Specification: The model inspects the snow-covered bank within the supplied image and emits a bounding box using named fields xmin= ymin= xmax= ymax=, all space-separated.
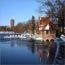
xmin=60 ymin=34 xmax=65 ymax=41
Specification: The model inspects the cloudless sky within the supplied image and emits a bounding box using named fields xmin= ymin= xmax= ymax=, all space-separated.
xmin=0 ymin=0 xmax=45 ymax=26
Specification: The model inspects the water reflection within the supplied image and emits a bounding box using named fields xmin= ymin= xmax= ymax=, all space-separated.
xmin=56 ymin=44 xmax=65 ymax=64
xmin=35 ymin=40 xmax=57 ymax=64
xmin=1 ymin=39 xmax=57 ymax=64
xmin=58 ymin=45 xmax=65 ymax=58
xmin=10 ymin=40 xmax=14 ymax=47
xmin=48 ymin=41 xmax=57 ymax=64
xmin=36 ymin=43 xmax=50 ymax=64
xmin=25 ymin=40 xmax=56 ymax=64
xmin=27 ymin=42 xmax=35 ymax=54
xmin=10 ymin=40 xmax=56 ymax=64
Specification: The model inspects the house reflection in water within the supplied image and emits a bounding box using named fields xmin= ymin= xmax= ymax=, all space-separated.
xmin=35 ymin=41 xmax=56 ymax=64
xmin=9 ymin=40 xmax=56 ymax=64
xmin=39 ymin=46 xmax=49 ymax=61
xmin=36 ymin=43 xmax=50 ymax=63
xmin=48 ymin=41 xmax=57 ymax=64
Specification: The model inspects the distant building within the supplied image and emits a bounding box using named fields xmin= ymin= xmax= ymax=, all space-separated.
xmin=10 ymin=19 xmax=14 ymax=28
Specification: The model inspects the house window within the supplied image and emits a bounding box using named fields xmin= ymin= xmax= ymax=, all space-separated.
xmin=46 ymin=30 xmax=49 ymax=34
xmin=40 ymin=22 xmax=42 ymax=25
xmin=40 ymin=21 xmax=43 ymax=25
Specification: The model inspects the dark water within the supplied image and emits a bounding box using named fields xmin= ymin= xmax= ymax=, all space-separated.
xmin=0 ymin=39 xmax=64 ymax=65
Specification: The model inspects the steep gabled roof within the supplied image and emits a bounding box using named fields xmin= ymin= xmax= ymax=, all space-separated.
xmin=39 ymin=17 xmax=57 ymax=30
xmin=39 ymin=17 xmax=50 ymax=22
xmin=39 ymin=17 xmax=51 ymax=30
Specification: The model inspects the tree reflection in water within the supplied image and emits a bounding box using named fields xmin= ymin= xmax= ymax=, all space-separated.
xmin=57 ymin=45 xmax=65 ymax=58
xmin=9 ymin=39 xmax=57 ymax=64
xmin=10 ymin=40 xmax=14 ymax=47
xmin=27 ymin=40 xmax=35 ymax=54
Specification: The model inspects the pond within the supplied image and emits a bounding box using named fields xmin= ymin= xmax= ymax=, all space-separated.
xmin=0 ymin=39 xmax=62 ymax=65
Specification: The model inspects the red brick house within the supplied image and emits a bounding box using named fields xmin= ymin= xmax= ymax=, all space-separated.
xmin=35 ymin=17 xmax=57 ymax=41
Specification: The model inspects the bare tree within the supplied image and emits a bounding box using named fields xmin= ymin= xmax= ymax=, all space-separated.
xmin=15 ymin=22 xmax=24 ymax=33
xmin=37 ymin=0 xmax=65 ymax=34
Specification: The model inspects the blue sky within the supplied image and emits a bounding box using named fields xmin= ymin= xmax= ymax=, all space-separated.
xmin=0 ymin=0 xmax=45 ymax=26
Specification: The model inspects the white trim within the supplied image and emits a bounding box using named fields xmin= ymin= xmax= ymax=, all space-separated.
xmin=45 ymin=24 xmax=49 ymax=30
